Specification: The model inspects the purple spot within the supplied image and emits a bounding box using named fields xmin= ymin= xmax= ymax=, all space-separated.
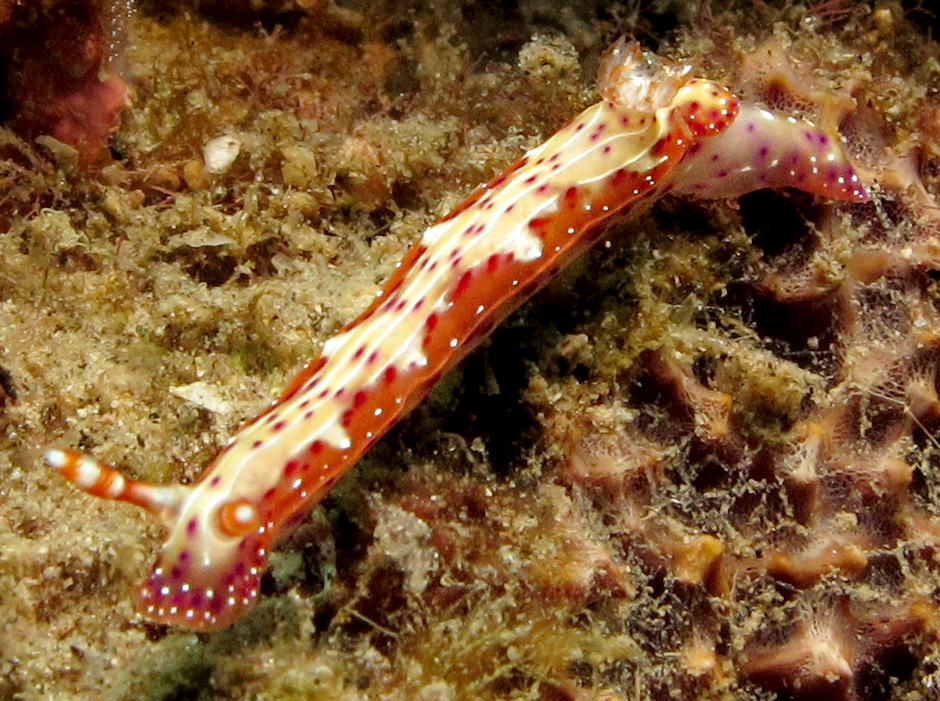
xmin=758 ymin=146 xmax=769 ymax=157
xmin=746 ymin=122 xmax=756 ymax=133
xmin=273 ymin=421 xmax=286 ymax=432
xmin=210 ymin=475 xmax=221 ymax=487
xmin=818 ymin=133 xmax=829 ymax=146
xmin=178 ymin=550 xmax=191 ymax=563
xmin=602 ymin=144 xmax=613 ymax=155
xmin=251 ymin=440 xmax=263 ymax=449
xmin=711 ymin=154 xmax=720 ymax=162
xmin=186 ymin=518 xmax=198 ymax=537
xmin=170 ymin=566 xmax=182 ymax=580
xmin=537 ymin=184 xmax=549 ymax=194
xmin=717 ymin=170 xmax=729 ymax=178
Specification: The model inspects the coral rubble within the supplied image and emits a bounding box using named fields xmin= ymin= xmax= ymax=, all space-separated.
xmin=1 ymin=0 xmax=131 ymax=166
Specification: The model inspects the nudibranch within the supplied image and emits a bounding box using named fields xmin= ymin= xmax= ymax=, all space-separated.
xmin=46 ymin=39 xmax=867 ymax=630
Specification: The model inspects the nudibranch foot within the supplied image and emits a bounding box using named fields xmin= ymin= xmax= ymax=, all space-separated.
xmin=47 ymin=38 xmax=866 ymax=631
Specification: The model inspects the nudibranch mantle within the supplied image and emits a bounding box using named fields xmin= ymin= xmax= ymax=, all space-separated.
xmin=46 ymin=39 xmax=867 ymax=630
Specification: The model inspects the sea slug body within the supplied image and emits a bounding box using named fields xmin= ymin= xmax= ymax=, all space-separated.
xmin=46 ymin=39 xmax=867 ymax=630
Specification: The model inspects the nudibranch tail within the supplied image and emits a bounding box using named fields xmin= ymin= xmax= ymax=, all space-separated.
xmin=671 ymin=104 xmax=868 ymax=202
xmin=47 ymin=38 xmax=868 ymax=631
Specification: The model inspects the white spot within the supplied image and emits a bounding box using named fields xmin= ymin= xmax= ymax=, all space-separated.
xmin=374 ymin=408 xmax=383 ymax=417
xmin=234 ymin=502 xmax=257 ymax=525
xmin=104 ymin=474 xmax=126 ymax=498
xmin=511 ymin=230 xmax=543 ymax=262
xmin=44 ymin=449 xmax=66 ymax=468
xmin=449 ymin=338 xmax=458 ymax=348
xmin=160 ymin=586 xmax=171 ymax=596
xmin=73 ymin=458 xmax=102 ymax=490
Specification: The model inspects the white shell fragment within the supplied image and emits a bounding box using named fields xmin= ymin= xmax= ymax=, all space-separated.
xmin=203 ymin=135 xmax=242 ymax=174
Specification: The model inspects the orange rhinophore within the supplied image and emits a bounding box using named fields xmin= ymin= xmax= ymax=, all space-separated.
xmin=47 ymin=39 xmax=867 ymax=630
